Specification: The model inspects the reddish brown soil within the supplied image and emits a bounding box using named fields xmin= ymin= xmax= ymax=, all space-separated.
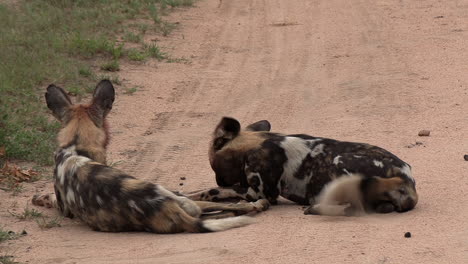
xmin=1 ymin=0 xmax=467 ymax=263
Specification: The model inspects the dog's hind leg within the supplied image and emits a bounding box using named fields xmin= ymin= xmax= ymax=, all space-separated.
xmin=148 ymin=200 xmax=254 ymax=233
xmin=200 ymin=211 xmax=237 ymax=220
xmin=195 ymin=199 xmax=269 ymax=215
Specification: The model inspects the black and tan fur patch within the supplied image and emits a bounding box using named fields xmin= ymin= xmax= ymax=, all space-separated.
xmin=189 ymin=117 xmax=418 ymax=216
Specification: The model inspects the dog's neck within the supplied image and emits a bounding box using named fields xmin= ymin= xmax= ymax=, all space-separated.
xmin=54 ymin=145 xmax=78 ymax=165
xmin=56 ymin=140 xmax=107 ymax=165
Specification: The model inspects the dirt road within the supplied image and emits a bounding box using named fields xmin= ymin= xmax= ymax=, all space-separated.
xmin=1 ymin=0 xmax=467 ymax=263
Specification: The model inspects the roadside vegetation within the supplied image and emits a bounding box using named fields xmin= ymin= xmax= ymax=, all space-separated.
xmin=0 ymin=226 xmax=25 ymax=264
xmin=0 ymin=0 xmax=193 ymax=182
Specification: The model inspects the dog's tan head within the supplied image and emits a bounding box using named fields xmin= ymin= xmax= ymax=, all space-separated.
xmin=364 ymin=176 xmax=418 ymax=213
xmin=209 ymin=117 xmax=271 ymax=187
xmin=45 ymin=80 xmax=115 ymax=164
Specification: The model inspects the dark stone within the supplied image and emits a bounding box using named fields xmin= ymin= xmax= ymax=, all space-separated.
xmin=404 ymin=232 xmax=411 ymax=238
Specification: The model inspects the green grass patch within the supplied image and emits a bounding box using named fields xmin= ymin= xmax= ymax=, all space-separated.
xmin=164 ymin=0 xmax=194 ymax=8
xmin=0 ymin=255 xmax=18 ymax=264
xmin=167 ymin=57 xmax=191 ymax=64
xmin=9 ymin=207 xmax=43 ymax=220
xmin=123 ymin=31 xmax=143 ymax=43
xmin=78 ymin=66 xmax=94 ymax=78
xmin=100 ymin=60 xmax=120 ymax=72
xmin=124 ymin=87 xmax=138 ymax=95
xmin=159 ymin=21 xmax=178 ymax=36
xmin=130 ymin=23 xmax=150 ymax=35
xmin=127 ymin=48 xmax=148 ymax=61
xmin=0 ymin=0 xmax=194 ymax=165
xmin=36 ymin=216 xmax=62 ymax=229
xmin=145 ymin=44 xmax=167 ymax=61
xmin=0 ymin=227 xmax=15 ymax=243
xmin=0 ymin=227 xmax=27 ymax=244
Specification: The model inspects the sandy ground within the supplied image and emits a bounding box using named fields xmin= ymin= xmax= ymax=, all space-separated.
xmin=1 ymin=0 xmax=468 ymax=263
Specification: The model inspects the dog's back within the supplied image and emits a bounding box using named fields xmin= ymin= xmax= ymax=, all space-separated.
xmin=206 ymin=117 xmax=418 ymax=215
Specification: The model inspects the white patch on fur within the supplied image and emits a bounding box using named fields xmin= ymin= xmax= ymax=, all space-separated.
xmin=247 ymin=172 xmax=264 ymax=195
xmin=333 ymin=155 xmax=342 ymax=165
xmin=202 ymin=216 xmax=254 ymax=232
xmin=79 ymin=197 xmax=85 ymax=208
xmin=247 ymin=187 xmax=259 ymax=199
xmin=56 ymin=162 xmax=67 ymax=186
xmin=179 ymin=197 xmax=201 ymax=217
xmin=128 ymin=200 xmax=144 ymax=214
xmin=280 ymin=137 xmax=312 ymax=198
xmin=66 ymin=187 xmax=75 ymax=204
xmin=310 ymin=144 xmax=325 ymax=157
xmin=400 ymin=164 xmax=414 ymax=183
xmin=156 ymin=185 xmax=181 ymax=200
xmin=156 ymin=185 xmax=201 ymax=216
xmin=306 ymin=139 xmax=322 ymax=146
xmin=57 ymin=148 xmax=90 ymax=186
xmin=96 ymin=195 xmax=103 ymax=207
xmin=314 ymin=174 xmax=365 ymax=216
xmin=373 ymin=160 xmax=384 ymax=168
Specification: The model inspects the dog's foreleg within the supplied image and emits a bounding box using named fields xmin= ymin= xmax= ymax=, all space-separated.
xmin=32 ymin=193 xmax=58 ymax=209
xmin=186 ymin=185 xmax=260 ymax=202
xmin=195 ymin=199 xmax=269 ymax=215
xmin=304 ymin=204 xmax=350 ymax=216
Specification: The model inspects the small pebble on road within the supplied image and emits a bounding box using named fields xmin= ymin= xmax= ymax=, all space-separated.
xmin=418 ymin=130 xmax=430 ymax=136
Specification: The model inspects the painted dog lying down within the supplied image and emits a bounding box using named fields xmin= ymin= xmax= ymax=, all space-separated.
xmin=188 ymin=117 xmax=418 ymax=216
xmin=32 ymin=82 xmax=268 ymax=233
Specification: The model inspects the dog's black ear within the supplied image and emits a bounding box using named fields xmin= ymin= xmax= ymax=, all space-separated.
xmin=92 ymin=80 xmax=115 ymax=118
xmin=45 ymin=84 xmax=72 ymax=121
xmin=214 ymin=117 xmax=241 ymax=139
xmin=245 ymin=120 xmax=271 ymax=132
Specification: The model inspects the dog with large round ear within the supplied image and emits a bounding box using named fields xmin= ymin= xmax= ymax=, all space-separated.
xmin=45 ymin=80 xmax=115 ymax=164
xmin=89 ymin=80 xmax=115 ymax=127
xmin=45 ymin=80 xmax=115 ymax=126
xmin=209 ymin=117 xmax=272 ymax=187
xmin=245 ymin=120 xmax=271 ymax=132
xmin=45 ymin=84 xmax=73 ymax=122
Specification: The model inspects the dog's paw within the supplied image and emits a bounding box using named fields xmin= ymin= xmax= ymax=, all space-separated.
xmin=32 ymin=193 xmax=56 ymax=208
xmin=251 ymin=199 xmax=270 ymax=211
xmin=303 ymin=205 xmax=320 ymax=215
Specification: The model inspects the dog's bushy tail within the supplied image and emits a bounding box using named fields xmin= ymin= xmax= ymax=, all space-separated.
xmin=197 ymin=216 xmax=254 ymax=232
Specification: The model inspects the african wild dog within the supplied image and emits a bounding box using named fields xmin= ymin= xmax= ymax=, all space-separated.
xmin=187 ymin=117 xmax=418 ymax=216
xmin=32 ymin=81 xmax=269 ymax=233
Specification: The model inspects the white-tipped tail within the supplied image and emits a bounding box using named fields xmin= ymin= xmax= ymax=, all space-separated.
xmin=201 ymin=216 xmax=255 ymax=232
xmin=313 ymin=173 xmax=366 ymax=216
